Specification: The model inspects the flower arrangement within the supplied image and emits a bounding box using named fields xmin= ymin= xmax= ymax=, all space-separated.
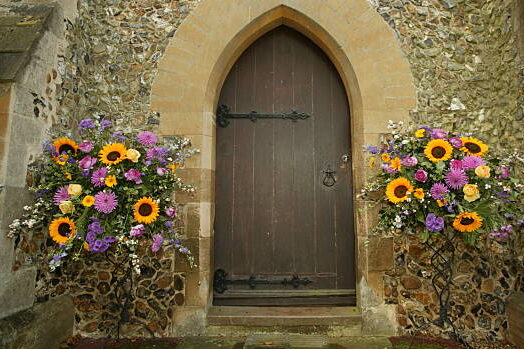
xmin=362 ymin=121 xmax=523 ymax=244
xmin=8 ymin=118 xmax=198 ymax=272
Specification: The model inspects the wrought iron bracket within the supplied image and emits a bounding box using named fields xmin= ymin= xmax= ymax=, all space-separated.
xmin=216 ymin=104 xmax=311 ymax=128
xmin=213 ymin=268 xmax=312 ymax=294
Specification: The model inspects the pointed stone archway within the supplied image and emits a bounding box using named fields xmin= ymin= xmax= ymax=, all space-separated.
xmin=151 ymin=0 xmax=416 ymax=335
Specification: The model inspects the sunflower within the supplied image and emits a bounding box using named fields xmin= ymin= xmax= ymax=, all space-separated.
xmin=53 ymin=138 xmax=79 ymax=155
xmin=386 ymin=177 xmax=414 ymax=204
xmin=134 ymin=197 xmax=160 ymax=224
xmin=49 ymin=217 xmax=76 ymax=244
xmin=460 ymin=137 xmax=488 ymax=157
xmin=424 ymin=139 xmax=453 ymax=162
xmin=99 ymin=143 xmax=127 ymax=165
xmin=453 ymin=212 xmax=483 ymax=232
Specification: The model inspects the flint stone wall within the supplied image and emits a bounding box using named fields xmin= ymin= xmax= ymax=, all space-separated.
xmin=1 ymin=0 xmax=523 ymax=341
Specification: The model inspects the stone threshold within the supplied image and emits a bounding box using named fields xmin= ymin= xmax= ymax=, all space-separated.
xmin=207 ymin=306 xmax=361 ymax=326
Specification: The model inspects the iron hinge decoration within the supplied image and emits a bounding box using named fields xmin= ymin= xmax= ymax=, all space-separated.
xmin=216 ymin=104 xmax=311 ymax=128
xmin=213 ymin=269 xmax=313 ymax=294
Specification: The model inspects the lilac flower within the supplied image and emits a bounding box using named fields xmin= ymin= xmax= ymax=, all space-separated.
xmin=151 ymin=234 xmax=164 ymax=252
xmin=79 ymin=141 xmax=94 ymax=153
xmin=462 ymin=156 xmax=486 ymax=169
xmin=381 ymin=164 xmax=397 ymax=173
xmin=111 ymin=131 xmax=127 ymax=141
xmin=42 ymin=140 xmax=54 ymax=152
xmin=365 ymin=146 xmax=380 ymax=154
xmin=103 ymin=236 xmax=117 ymax=243
xmin=88 ymin=221 xmax=104 ymax=235
xmin=490 ymin=232 xmax=509 ymax=239
xmin=450 ymin=159 xmax=463 ymax=170
xmin=90 ymin=239 xmax=109 ymax=253
xmin=401 ymin=156 xmax=418 ymax=167
xmin=156 ymin=167 xmax=168 ymax=176
xmin=445 ymin=169 xmax=468 ymax=189
xmin=91 ymin=167 xmax=108 ymax=187
xmin=130 ymin=224 xmax=145 ymax=238
xmin=501 ymin=225 xmax=513 ymax=234
xmin=430 ymin=129 xmax=447 ymax=139
xmin=67 ymin=157 xmax=76 ymax=164
xmin=179 ymin=247 xmax=190 ymax=254
xmin=86 ymin=231 xmax=97 ymax=243
xmin=124 ymin=169 xmax=143 ymax=184
xmin=99 ymin=119 xmax=112 ymax=131
xmin=497 ymin=191 xmax=510 ymax=199
xmin=414 ymin=169 xmax=428 ymax=183
xmin=79 ymin=156 xmax=97 ymax=171
xmin=165 ymin=221 xmax=173 ymax=227
xmin=430 ymin=183 xmax=448 ymax=200
xmin=425 ymin=213 xmax=444 ymax=232
xmin=497 ymin=166 xmax=511 ymax=179
xmin=137 ymin=131 xmax=158 ymax=146
xmin=53 ymin=186 xmax=70 ymax=205
xmin=166 ymin=206 xmax=177 ymax=218
xmin=145 ymin=160 xmax=152 ymax=166
xmin=94 ymin=191 xmax=118 ymax=214
xmin=78 ymin=119 xmax=95 ymax=131
xmin=146 ymin=147 xmax=169 ymax=163
xmin=504 ymin=213 xmax=516 ymax=221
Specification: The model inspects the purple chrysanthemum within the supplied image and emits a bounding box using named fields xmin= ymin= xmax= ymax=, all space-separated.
xmin=430 ymin=183 xmax=448 ymax=200
xmin=86 ymin=231 xmax=97 ymax=243
xmin=53 ymin=186 xmax=70 ymax=205
xmin=124 ymin=168 xmax=143 ymax=184
xmin=462 ymin=156 xmax=486 ymax=169
xmin=137 ymin=131 xmax=158 ymax=146
xmin=91 ymin=167 xmax=108 ymax=187
xmin=99 ymin=120 xmax=112 ymax=131
xmin=425 ymin=213 xmax=444 ymax=232
xmin=445 ymin=169 xmax=468 ymax=189
xmin=450 ymin=159 xmax=463 ymax=170
xmin=151 ymin=234 xmax=164 ymax=252
xmin=103 ymin=236 xmax=117 ymax=243
xmin=94 ymin=191 xmax=118 ymax=214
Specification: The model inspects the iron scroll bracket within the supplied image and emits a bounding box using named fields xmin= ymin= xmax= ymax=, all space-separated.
xmin=213 ymin=269 xmax=313 ymax=294
xmin=216 ymin=104 xmax=311 ymax=128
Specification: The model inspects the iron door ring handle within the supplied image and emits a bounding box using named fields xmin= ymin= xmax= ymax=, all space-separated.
xmin=322 ymin=166 xmax=336 ymax=187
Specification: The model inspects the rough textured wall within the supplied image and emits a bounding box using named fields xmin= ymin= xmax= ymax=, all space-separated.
xmin=370 ymin=0 xmax=524 ymax=342
xmin=372 ymin=0 xmax=522 ymax=147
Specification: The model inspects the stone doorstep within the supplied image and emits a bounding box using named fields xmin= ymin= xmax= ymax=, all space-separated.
xmin=207 ymin=306 xmax=362 ymax=327
xmin=244 ymin=334 xmax=328 ymax=349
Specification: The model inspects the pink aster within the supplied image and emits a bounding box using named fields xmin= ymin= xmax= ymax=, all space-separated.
xmin=445 ymin=169 xmax=468 ymax=189
xmin=450 ymin=159 xmax=463 ymax=170
xmin=94 ymin=191 xmax=118 ymax=214
xmin=430 ymin=183 xmax=448 ymax=200
xmin=53 ymin=186 xmax=71 ymax=205
xmin=137 ymin=131 xmax=158 ymax=146
xmin=462 ymin=156 xmax=486 ymax=169
xmin=91 ymin=167 xmax=108 ymax=187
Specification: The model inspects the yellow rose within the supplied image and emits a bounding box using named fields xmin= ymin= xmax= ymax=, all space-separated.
xmin=59 ymin=200 xmax=75 ymax=214
xmin=465 ymin=193 xmax=480 ymax=202
xmin=82 ymin=195 xmax=95 ymax=207
xmin=463 ymin=184 xmax=479 ymax=197
xmin=475 ymin=165 xmax=491 ymax=178
xmin=67 ymin=184 xmax=82 ymax=196
xmin=126 ymin=149 xmax=141 ymax=163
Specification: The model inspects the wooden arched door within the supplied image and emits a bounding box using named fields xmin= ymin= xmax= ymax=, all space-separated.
xmin=214 ymin=26 xmax=355 ymax=306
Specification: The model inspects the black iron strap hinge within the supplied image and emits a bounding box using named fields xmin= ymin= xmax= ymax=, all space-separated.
xmin=216 ymin=104 xmax=312 ymax=128
xmin=213 ymin=269 xmax=312 ymax=294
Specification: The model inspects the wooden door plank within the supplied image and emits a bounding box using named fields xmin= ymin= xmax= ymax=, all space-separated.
xmin=312 ymin=50 xmax=336 ymax=283
xmin=232 ymin=45 xmax=256 ymax=276
xmin=252 ymin=32 xmax=276 ymax=275
xmin=272 ymin=27 xmax=295 ymax=274
xmin=291 ymin=33 xmax=315 ymax=275
xmin=215 ymin=64 xmax=238 ymax=272
xmin=331 ymin=73 xmax=355 ymax=289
